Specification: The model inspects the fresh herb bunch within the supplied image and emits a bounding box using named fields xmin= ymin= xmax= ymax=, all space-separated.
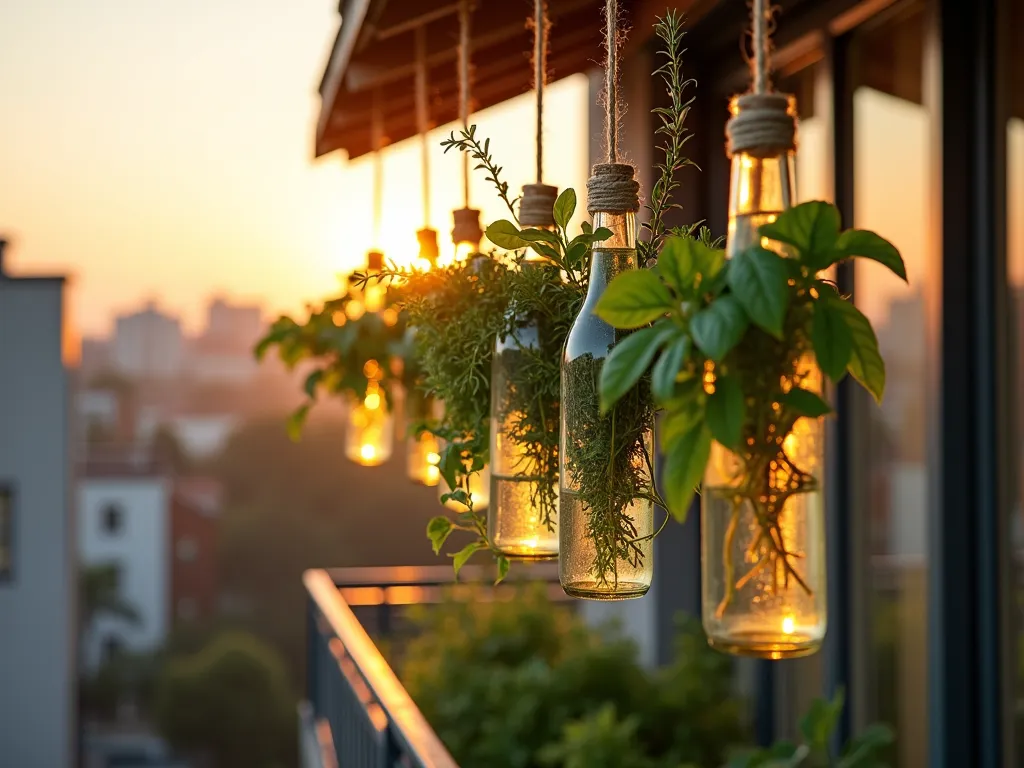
xmin=596 ymin=201 xmax=906 ymax=611
xmin=358 ymin=255 xmax=514 ymax=578
xmin=254 ymin=286 xmax=408 ymax=440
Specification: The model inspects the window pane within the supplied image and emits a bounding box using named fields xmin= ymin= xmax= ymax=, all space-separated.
xmin=851 ymin=3 xmax=931 ymax=765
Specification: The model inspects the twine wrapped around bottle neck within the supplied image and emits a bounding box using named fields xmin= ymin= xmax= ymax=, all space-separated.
xmin=519 ymin=183 xmax=558 ymax=227
xmin=451 ymin=207 xmax=483 ymax=247
xmin=367 ymin=250 xmax=384 ymax=271
xmin=586 ymin=163 xmax=639 ymax=215
xmin=725 ymin=92 xmax=796 ymax=159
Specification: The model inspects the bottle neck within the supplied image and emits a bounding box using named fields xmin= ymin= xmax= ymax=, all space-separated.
xmin=587 ymin=211 xmax=638 ymax=298
xmin=726 ymin=149 xmax=796 ymax=257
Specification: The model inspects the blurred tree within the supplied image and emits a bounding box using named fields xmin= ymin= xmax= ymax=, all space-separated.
xmin=80 ymin=562 xmax=139 ymax=635
xmin=154 ymin=631 xmax=296 ymax=768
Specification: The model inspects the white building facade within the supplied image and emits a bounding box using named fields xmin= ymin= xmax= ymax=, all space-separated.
xmin=0 ymin=242 xmax=76 ymax=767
xmin=77 ymin=470 xmax=171 ymax=671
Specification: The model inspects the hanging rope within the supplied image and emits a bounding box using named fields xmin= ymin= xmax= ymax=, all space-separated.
xmin=371 ymin=90 xmax=384 ymax=247
xmin=519 ymin=0 xmax=558 ymax=228
xmin=534 ymin=0 xmax=547 ymax=183
xmin=586 ymin=0 xmax=638 ymax=215
xmin=416 ymin=25 xmax=431 ymax=227
xmin=604 ymin=0 xmax=619 ymax=164
xmin=458 ymin=0 xmax=471 ymax=209
xmin=725 ymin=0 xmax=795 ymax=159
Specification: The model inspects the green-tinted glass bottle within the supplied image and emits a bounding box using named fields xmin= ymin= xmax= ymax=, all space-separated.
xmin=559 ymin=203 xmax=654 ymax=599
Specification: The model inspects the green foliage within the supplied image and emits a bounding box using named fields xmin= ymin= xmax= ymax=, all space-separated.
xmin=639 ymin=11 xmax=697 ymax=265
xmin=254 ymin=283 xmax=409 ymax=440
xmin=80 ymin=562 xmax=140 ymax=630
xmin=154 ymin=631 xmax=296 ymax=768
xmin=595 ymin=201 xmax=905 ymax=532
xmin=727 ymin=692 xmax=894 ymax=768
xmin=400 ymin=587 xmax=744 ymax=768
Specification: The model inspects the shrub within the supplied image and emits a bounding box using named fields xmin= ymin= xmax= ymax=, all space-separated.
xmin=400 ymin=585 xmax=746 ymax=768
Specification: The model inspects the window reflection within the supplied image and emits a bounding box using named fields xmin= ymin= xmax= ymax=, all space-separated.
xmin=851 ymin=3 xmax=930 ymax=765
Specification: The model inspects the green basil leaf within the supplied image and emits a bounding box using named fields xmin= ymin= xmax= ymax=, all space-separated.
xmin=529 ymin=242 xmax=562 ymax=261
xmin=834 ymin=229 xmax=907 ymax=282
xmin=286 ymin=403 xmax=310 ymax=442
xmin=599 ymin=323 xmax=676 ymax=414
xmin=690 ymin=295 xmax=749 ymax=361
xmin=494 ymin=555 xmax=510 ymax=585
xmin=779 ymin=387 xmax=832 ymax=418
xmin=758 ymin=201 xmax=840 ymax=267
xmin=553 ymin=188 xmax=576 ymax=230
xmin=830 ymin=299 xmax=886 ymax=403
xmin=438 ymin=443 xmax=463 ymax=492
xmin=519 ymin=227 xmax=561 ymax=246
xmin=451 ymin=541 xmax=485 ymax=577
xmin=427 ymin=516 xmax=453 ymax=555
xmin=728 ymin=245 xmax=790 ymax=338
xmin=799 ymin=693 xmax=845 ymax=752
xmin=659 ymin=382 xmax=705 ymax=452
xmin=693 ymin=243 xmax=726 ymax=284
xmin=655 ymin=236 xmax=695 ymax=294
xmin=485 ymin=219 xmax=529 ymax=250
xmin=303 ymin=369 xmax=324 ymax=399
xmin=651 ymin=335 xmax=691 ymax=403
xmin=593 ymin=269 xmax=673 ymax=328
xmin=702 ymin=260 xmax=731 ymax=297
xmin=663 ymin=421 xmax=712 ymax=523
xmin=706 ymin=373 xmax=746 ymax=449
xmin=811 ymin=299 xmax=853 ymax=383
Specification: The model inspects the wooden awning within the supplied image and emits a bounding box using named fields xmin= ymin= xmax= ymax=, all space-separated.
xmin=315 ymin=0 xmax=706 ymax=159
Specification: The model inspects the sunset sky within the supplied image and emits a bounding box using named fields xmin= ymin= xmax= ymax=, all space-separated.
xmin=0 ymin=0 xmax=588 ymax=337
xmin=1 ymin=1 xmax=1019 ymax=339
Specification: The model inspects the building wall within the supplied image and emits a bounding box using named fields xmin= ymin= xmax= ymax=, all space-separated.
xmin=0 ymin=277 xmax=75 ymax=767
xmin=78 ymin=477 xmax=170 ymax=670
xmin=170 ymin=493 xmax=219 ymax=624
xmin=113 ymin=303 xmax=184 ymax=379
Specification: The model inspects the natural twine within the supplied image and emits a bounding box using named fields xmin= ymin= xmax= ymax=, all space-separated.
xmin=371 ymin=91 xmax=384 ymax=246
xmin=417 ymin=228 xmax=440 ymax=266
xmin=585 ymin=0 xmax=638 ymax=215
xmin=587 ymin=163 xmax=639 ymax=214
xmin=519 ymin=183 xmax=558 ymax=227
xmin=533 ymin=0 xmax=548 ymax=184
xmin=415 ymin=25 xmax=431 ymax=226
xmin=458 ymin=0 xmax=472 ymax=209
xmin=726 ymin=0 xmax=797 ymax=158
xmin=452 ymin=207 xmax=483 ymax=247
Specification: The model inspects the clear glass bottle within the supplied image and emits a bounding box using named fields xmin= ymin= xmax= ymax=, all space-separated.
xmin=344 ymin=360 xmax=394 ymax=466
xmin=559 ymin=210 xmax=654 ymax=599
xmin=488 ymin=254 xmax=560 ymax=560
xmin=405 ymin=386 xmax=440 ymax=487
xmin=701 ymin=94 xmax=827 ymax=658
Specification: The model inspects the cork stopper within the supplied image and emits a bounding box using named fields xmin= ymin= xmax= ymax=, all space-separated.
xmin=367 ymin=250 xmax=384 ymax=271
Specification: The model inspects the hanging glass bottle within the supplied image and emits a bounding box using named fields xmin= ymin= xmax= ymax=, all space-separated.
xmin=344 ymin=359 xmax=394 ymax=466
xmin=489 ymin=184 xmax=560 ymax=560
xmin=701 ymin=92 xmax=827 ymax=659
xmin=405 ymin=382 xmax=440 ymax=487
xmin=560 ymin=164 xmax=653 ymax=599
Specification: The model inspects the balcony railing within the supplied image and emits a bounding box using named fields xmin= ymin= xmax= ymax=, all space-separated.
xmin=301 ymin=563 xmax=565 ymax=768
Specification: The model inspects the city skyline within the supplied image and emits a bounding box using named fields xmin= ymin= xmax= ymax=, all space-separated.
xmin=0 ymin=0 xmax=589 ymax=337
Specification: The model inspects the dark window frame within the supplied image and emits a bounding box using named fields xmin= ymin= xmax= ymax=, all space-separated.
xmin=684 ymin=0 xmax=1013 ymax=763
xmin=101 ymin=503 xmax=124 ymax=535
xmin=0 ymin=484 xmax=14 ymax=583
